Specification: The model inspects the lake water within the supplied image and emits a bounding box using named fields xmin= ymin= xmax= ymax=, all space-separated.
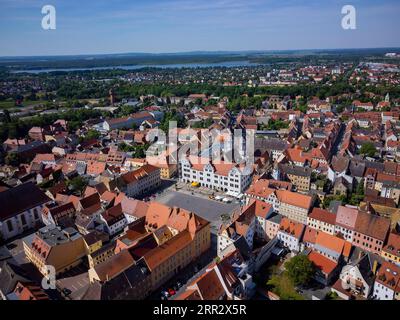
xmin=12 ymin=60 xmax=262 ymax=74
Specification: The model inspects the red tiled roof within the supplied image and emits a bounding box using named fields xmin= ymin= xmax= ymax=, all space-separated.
xmin=309 ymin=208 xmax=336 ymax=225
xmin=308 ymin=250 xmax=338 ymax=275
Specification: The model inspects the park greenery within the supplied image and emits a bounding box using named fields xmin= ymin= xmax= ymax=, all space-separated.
xmin=285 ymin=255 xmax=315 ymax=287
xmin=359 ymin=142 xmax=378 ymax=158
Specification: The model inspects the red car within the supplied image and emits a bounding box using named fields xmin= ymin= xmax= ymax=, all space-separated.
xmin=168 ymin=288 xmax=176 ymax=296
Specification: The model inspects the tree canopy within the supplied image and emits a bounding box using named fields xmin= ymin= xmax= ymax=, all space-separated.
xmin=285 ymin=255 xmax=315 ymax=287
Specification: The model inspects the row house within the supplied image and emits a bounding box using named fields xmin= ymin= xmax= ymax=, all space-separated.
xmin=100 ymin=203 xmax=128 ymax=236
xmin=277 ymin=190 xmax=314 ymax=224
xmin=280 ymin=164 xmax=312 ymax=192
xmin=373 ymin=261 xmax=400 ymax=300
xmin=334 ymin=206 xmax=359 ymax=242
xmin=352 ymin=211 xmax=390 ymax=255
xmin=119 ymin=164 xmax=161 ymax=198
xmin=277 ymin=217 xmax=305 ymax=253
xmin=251 ymin=200 xmax=274 ymax=240
xmin=381 ymin=232 xmax=400 ymax=266
xmin=218 ymin=204 xmax=256 ymax=258
xmin=307 ymin=208 xmax=336 ymax=235
xmin=0 ymin=182 xmax=51 ymax=240
xmin=245 ymin=179 xmax=313 ymax=224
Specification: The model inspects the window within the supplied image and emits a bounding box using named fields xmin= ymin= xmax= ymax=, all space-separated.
xmin=21 ymin=214 xmax=27 ymax=225
xmin=7 ymin=220 xmax=13 ymax=232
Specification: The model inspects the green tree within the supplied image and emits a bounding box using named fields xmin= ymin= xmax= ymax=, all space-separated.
xmin=4 ymin=152 xmax=20 ymax=166
xmin=360 ymin=142 xmax=377 ymax=157
xmin=2 ymin=110 xmax=11 ymax=123
xmin=67 ymin=176 xmax=88 ymax=196
xmin=285 ymin=255 xmax=315 ymax=287
xmin=85 ymin=129 xmax=100 ymax=140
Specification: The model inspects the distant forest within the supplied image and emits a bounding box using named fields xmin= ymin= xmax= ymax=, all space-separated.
xmin=0 ymin=48 xmax=399 ymax=71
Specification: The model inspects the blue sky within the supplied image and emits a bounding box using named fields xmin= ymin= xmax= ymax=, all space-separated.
xmin=0 ymin=0 xmax=399 ymax=56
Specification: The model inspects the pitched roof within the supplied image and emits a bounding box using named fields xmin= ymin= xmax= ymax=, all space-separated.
xmin=354 ymin=211 xmax=390 ymax=241
xmin=375 ymin=261 xmax=400 ymax=290
xmin=335 ymin=206 xmax=359 ymax=230
xmin=244 ymin=199 xmax=273 ymax=219
xmin=308 ymin=250 xmax=338 ymax=275
xmin=120 ymin=164 xmax=159 ymax=184
xmin=315 ymin=232 xmax=352 ymax=257
xmin=79 ymin=193 xmax=101 ymax=210
xmin=276 ymin=190 xmax=313 ymax=210
xmin=121 ymin=197 xmax=149 ymax=219
xmin=143 ymin=230 xmax=192 ymax=270
xmin=309 ymin=208 xmax=336 ymax=225
xmin=382 ymin=233 xmax=400 ymax=259
xmin=195 ymin=269 xmax=226 ymax=300
xmin=93 ymin=250 xmax=135 ymax=282
xmin=303 ymin=227 xmax=320 ymax=245
xmin=279 ymin=217 xmax=305 ymax=239
xmin=0 ymin=182 xmax=50 ymax=222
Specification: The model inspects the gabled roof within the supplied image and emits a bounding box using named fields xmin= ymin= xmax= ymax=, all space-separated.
xmin=244 ymin=199 xmax=273 ymax=219
xmin=354 ymin=211 xmax=390 ymax=241
xmin=335 ymin=206 xmax=359 ymax=230
xmin=309 ymin=208 xmax=336 ymax=225
xmin=375 ymin=261 xmax=400 ymax=290
xmin=279 ymin=217 xmax=305 ymax=239
xmin=276 ymin=190 xmax=313 ymax=210
xmin=195 ymin=269 xmax=226 ymax=300
xmin=93 ymin=250 xmax=135 ymax=282
xmin=0 ymin=182 xmax=51 ymax=222
xmin=382 ymin=232 xmax=400 ymax=258
xmin=315 ymin=232 xmax=352 ymax=257
xmin=308 ymin=250 xmax=338 ymax=275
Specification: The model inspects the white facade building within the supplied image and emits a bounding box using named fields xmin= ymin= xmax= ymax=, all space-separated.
xmin=179 ymin=157 xmax=253 ymax=195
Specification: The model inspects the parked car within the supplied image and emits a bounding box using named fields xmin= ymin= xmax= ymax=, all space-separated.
xmin=168 ymin=288 xmax=176 ymax=296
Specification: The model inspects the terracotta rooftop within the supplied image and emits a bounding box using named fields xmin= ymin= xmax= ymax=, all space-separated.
xmin=382 ymin=233 xmax=400 ymax=258
xmin=143 ymin=230 xmax=192 ymax=271
xmin=308 ymin=250 xmax=338 ymax=275
xmin=195 ymin=269 xmax=226 ymax=300
xmin=279 ymin=217 xmax=305 ymax=239
xmin=354 ymin=211 xmax=390 ymax=241
xmin=315 ymin=232 xmax=352 ymax=257
xmin=276 ymin=189 xmax=313 ymax=210
xmin=335 ymin=206 xmax=359 ymax=230
xmin=94 ymin=250 xmax=135 ymax=282
xmin=309 ymin=208 xmax=336 ymax=225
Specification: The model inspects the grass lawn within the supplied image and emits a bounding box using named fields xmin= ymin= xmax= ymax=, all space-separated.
xmin=267 ymin=272 xmax=304 ymax=300
xmin=0 ymin=100 xmax=16 ymax=109
xmin=265 ymin=263 xmax=304 ymax=300
xmin=0 ymin=100 xmax=48 ymax=109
